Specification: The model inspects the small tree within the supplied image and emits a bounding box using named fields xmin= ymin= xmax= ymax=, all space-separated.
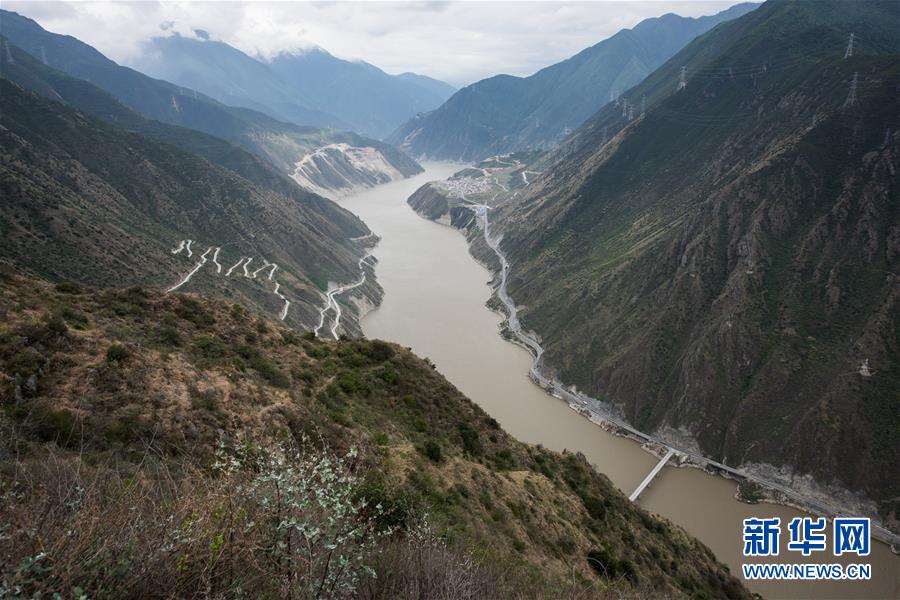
xmin=208 ymin=442 xmax=389 ymax=598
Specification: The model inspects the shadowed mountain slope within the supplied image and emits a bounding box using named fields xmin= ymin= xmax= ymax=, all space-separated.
xmin=0 ymin=80 xmax=380 ymax=331
xmin=387 ymin=3 xmax=757 ymax=161
xmin=492 ymin=0 xmax=899 ymax=525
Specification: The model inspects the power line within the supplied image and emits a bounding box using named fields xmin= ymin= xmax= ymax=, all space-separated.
xmin=844 ymin=32 xmax=854 ymax=59
xmin=844 ymin=72 xmax=858 ymax=108
xmin=2 ymin=40 xmax=14 ymax=65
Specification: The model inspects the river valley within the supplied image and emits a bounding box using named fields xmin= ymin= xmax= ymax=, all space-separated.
xmin=336 ymin=164 xmax=899 ymax=599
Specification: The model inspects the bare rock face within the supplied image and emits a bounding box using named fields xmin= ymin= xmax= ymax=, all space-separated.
xmin=493 ymin=0 xmax=900 ymax=523
xmin=291 ymin=142 xmax=422 ymax=197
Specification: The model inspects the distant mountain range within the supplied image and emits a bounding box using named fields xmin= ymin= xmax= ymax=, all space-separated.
xmin=0 ymin=10 xmax=423 ymax=194
xmin=133 ymin=35 xmax=456 ymax=139
xmin=388 ymin=3 xmax=758 ymax=161
xmin=489 ymin=0 xmax=899 ymax=524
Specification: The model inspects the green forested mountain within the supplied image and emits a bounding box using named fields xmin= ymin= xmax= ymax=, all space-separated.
xmin=135 ymin=36 xmax=455 ymax=139
xmin=492 ymin=0 xmax=899 ymax=524
xmin=0 ymin=10 xmax=422 ymax=193
xmin=387 ymin=3 xmax=757 ymax=161
xmin=0 ymin=79 xmax=380 ymax=330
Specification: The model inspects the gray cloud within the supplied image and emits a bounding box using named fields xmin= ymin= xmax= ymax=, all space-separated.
xmin=4 ymin=1 xmax=737 ymax=87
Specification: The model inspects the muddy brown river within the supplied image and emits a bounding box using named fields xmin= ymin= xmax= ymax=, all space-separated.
xmin=337 ymin=164 xmax=899 ymax=599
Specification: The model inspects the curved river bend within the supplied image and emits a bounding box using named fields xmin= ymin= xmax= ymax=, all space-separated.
xmin=337 ymin=164 xmax=899 ymax=599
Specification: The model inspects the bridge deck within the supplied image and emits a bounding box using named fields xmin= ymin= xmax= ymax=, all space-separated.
xmin=629 ymin=449 xmax=675 ymax=502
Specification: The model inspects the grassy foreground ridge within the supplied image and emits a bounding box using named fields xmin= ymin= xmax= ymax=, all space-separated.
xmin=0 ymin=267 xmax=747 ymax=598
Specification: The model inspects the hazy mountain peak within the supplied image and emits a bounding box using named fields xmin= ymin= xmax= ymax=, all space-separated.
xmin=388 ymin=2 xmax=758 ymax=161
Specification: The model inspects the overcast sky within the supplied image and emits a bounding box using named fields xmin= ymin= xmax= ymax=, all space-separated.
xmin=6 ymin=1 xmax=738 ymax=87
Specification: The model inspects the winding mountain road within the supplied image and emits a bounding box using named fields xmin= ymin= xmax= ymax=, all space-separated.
xmin=314 ymin=249 xmax=374 ymax=339
xmin=167 ymin=241 xmax=291 ymax=321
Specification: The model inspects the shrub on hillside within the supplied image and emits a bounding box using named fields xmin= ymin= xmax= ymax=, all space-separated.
xmin=105 ymin=344 xmax=130 ymax=363
xmin=0 ymin=443 xmax=387 ymax=598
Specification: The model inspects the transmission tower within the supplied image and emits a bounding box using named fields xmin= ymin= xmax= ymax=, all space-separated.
xmin=614 ymin=89 xmax=620 ymax=107
xmin=2 ymin=40 xmax=14 ymax=65
xmin=628 ymin=105 xmax=634 ymax=120
xmin=601 ymin=125 xmax=608 ymax=146
xmin=622 ymin=98 xmax=628 ymax=118
xmin=40 ymin=46 xmax=48 ymax=65
xmin=844 ymin=72 xmax=858 ymax=108
xmin=640 ymin=95 xmax=646 ymax=119
xmin=844 ymin=32 xmax=854 ymax=59
xmin=677 ymin=66 xmax=686 ymax=91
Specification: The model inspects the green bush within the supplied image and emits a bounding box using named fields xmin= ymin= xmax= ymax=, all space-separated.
xmin=54 ymin=281 xmax=83 ymax=294
xmin=106 ymin=344 xmax=130 ymax=363
xmin=192 ymin=336 xmax=229 ymax=361
xmin=45 ymin=316 xmax=67 ymax=337
xmin=175 ymin=297 xmax=215 ymax=328
xmin=363 ymin=340 xmax=395 ymax=362
xmin=458 ymin=423 xmax=482 ymax=457
xmin=336 ymin=370 xmax=367 ymax=395
xmin=377 ymin=368 xmax=399 ymax=385
xmin=157 ymin=325 xmax=182 ymax=347
xmin=57 ymin=305 xmax=88 ymax=329
xmin=237 ymin=346 xmax=291 ymax=388
xmin=422 ymin=440 xmax=443 ymax=463
xmin=586 ymin=546 xmax=636 ymax=582
xmin=32 ymin=407 xmax=79 ymax=447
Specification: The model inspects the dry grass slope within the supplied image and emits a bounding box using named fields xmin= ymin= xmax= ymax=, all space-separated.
xmin=0 ymin=267 xmax=748 ymax=598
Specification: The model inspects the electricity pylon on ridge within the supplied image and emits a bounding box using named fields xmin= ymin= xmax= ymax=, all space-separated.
xmin=628 ymin=105 xmax=634 ymax=120
xmin=844 ymin=72 xmax=858 ymax=108
xmin=3 ymin=40 xmax=14 ymax=65
xmin=640 ymin=95 xmax=646 ymax=120
xmin=601 ymin=125 xmax=608 ymax=146
xmin=677 ymin=66 xmax=687 ymax=91
xmin=844 ymin=32 xmax=854 ymax=59
xmin=622 ymin=98 xmax=628 ymax=118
